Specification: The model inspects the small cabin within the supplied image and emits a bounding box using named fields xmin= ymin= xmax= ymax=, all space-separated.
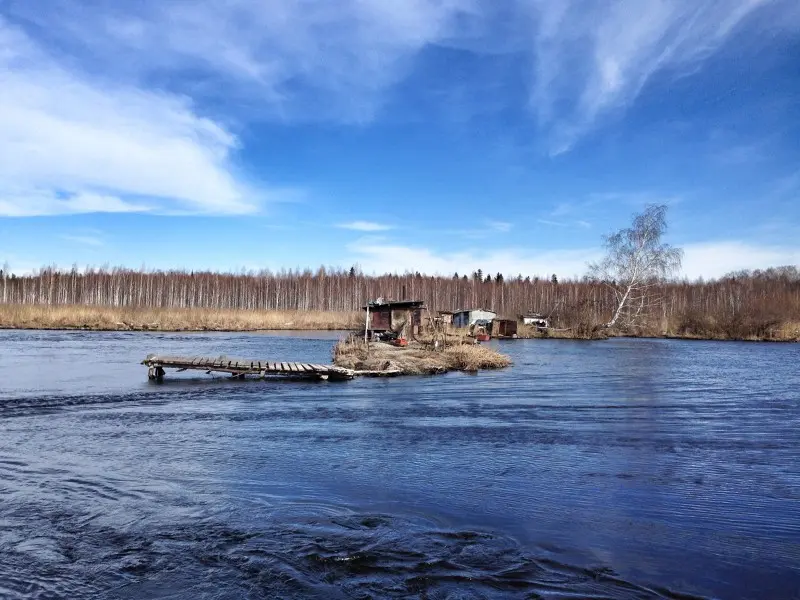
xmin=437 ymin=311 xmax=454 ymax=325
xmin=492 ymin=319 xmax=518 ymax=338
xmin=521 ymin=313 xmax=549 ymax=329
xmin=364 ymin=299 xmax=425 ymax=338
xmin=452 ymin=308 xmax=497 ymax=328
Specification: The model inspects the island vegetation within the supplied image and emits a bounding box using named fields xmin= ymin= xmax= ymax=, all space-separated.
xmin=333 ymin=336 xmax=512 ymax=375
xmin=1 ymin=206 xmax=798 ymax=341
xmin=0 ymin=304 xmax=358 ymax=332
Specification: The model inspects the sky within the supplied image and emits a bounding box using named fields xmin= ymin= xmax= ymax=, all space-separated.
xmin=1 ymin=0 xmax=799 ymax=280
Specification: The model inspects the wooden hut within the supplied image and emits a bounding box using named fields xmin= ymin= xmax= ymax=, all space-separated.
xmin=363 ymin=299 xmax=425 ymax=339
xmin=492 ymin=319 xmax=518 ymax=339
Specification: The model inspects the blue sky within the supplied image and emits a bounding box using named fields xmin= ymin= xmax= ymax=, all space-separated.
xmin=1 ymin=0 xmax=799 ymax=279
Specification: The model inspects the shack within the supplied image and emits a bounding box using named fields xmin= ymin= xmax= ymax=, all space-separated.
xmin=452 ymin=308 xmax=497 ymax=328
xmin=364 ymin=299 xmax=425 ymax=339
xmin=437 ymin=311 xmax=454 ymax=326
xmin=521 ymin=313 xmax=549 ymax=329
xmin=492 ymin=319 xmax=518 ymax=339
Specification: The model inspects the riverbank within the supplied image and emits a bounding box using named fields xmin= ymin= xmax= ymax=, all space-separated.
xmin=1 ymin=304 xmax=797 ymax=341
xmin=514 ymin=323 xmax=800 ymax=342
xmin=333 ymin=337 xmax=511 ymax=375
xmin=0 ymin=304 xmax=359 ymax=331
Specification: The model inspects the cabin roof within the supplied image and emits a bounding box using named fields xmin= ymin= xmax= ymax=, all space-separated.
xmin=362 ymin=299 xmax=425 ymax=311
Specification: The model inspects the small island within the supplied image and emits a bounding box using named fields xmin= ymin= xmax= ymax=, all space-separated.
xmin=333 ymin=336 xmax=511 ymax=376
xmin=331 ymin=299 xmax=511 ymax=376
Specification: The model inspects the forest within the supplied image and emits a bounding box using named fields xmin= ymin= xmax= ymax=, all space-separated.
xmin=1 ymin=265 xmax=799 ymax=340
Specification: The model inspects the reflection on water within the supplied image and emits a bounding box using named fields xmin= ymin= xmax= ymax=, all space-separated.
xmin=0 ymin=331 xmax=798 ymax=599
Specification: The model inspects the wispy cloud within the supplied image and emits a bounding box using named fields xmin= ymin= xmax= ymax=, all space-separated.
xmin=539 ymin=190 xmax=681 ymax=231
xmin=337 ymin=221 xmax=394 ymax=232
xmin=537 ymin=218 xmax=592 ymax=229
xmin=348 ymin=238 xmax=599 ymax=278
xmin=2 ymin=0 xmax=792 ymax=161
xmin=61 ymin=234 xmax=104 ymax=247
xmin=0 ymin=191 xmax=150 ymax=217
xmin=0 ymin=16 xmax=263 ymax=217
xmin=488 ymin=221 xmax=513 ymax=233
xmin=4 ymin=0 xmax=477 ymax=124
xmin=587 ymin=191 xmax=682 ymax=207
xmin=681 ymin=241 xmax=800 ymax=279
xmin=526 ymin=0 xmax=778 ymax=153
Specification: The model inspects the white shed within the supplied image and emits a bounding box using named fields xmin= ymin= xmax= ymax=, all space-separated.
xmin=521 ymin=313 xmax=549 ymax=328
xmin=452 ymin=309 xmax=497 ymax=328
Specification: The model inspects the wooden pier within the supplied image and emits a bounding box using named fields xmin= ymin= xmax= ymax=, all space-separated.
xmin=142 ymin=354 xmax=355 ymax=382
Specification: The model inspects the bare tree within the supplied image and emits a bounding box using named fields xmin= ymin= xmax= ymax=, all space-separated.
xmin=589 ymin=204 xmax=682 ymax=328
xmin=5 ymin=248 xmax=799 ymax=340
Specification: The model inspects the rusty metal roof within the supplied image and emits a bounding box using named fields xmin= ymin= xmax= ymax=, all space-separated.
xmin=362 ymin=299 xmax=425 ymax=311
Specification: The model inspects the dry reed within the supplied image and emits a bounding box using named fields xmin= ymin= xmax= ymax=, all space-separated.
xmin=0 ymin=304 xmax=360 ymax=332
xmin=333 ymin=337 xmax=511 ymax=374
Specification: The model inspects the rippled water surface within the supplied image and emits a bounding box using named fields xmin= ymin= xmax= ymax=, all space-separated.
xmin=1 ymin=330 xmax=798 ymax=599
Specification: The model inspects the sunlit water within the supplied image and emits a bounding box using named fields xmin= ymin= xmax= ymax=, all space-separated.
xmin=1 ymin=330 xmax=798 ymax=599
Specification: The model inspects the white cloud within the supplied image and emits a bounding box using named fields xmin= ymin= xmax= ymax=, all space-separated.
xmin=61 ymin=234 xmax=104 ymax=247
xmin=348 ymin=239 xmax=599 ymax=278
xmin=0 ymin=17 xmax=260 ymax=217
xmin=4 ymin=0 xmax=477 ymax=123
xmin=681 ymin=241 xmax=800 ymax=280
xmin=348 ymin=238 xmax=800 ymax=281
xmin=488 ymin=220 xmax=513 ymax=233
xmin=337 ymin=221 xmax=394 ymax=232
xmin=537 ymin=218 xmax=592 ymax=229
xmin=526 ymin=0 xmax=777 ymax=153
xmin=3 ymin=0 xmax=792 ymax=156
xmin=0 ymin=191 xmax=150 ymax=217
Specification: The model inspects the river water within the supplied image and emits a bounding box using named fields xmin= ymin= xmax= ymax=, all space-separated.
xmin=0 ymin=330 xmax=798 ymax=600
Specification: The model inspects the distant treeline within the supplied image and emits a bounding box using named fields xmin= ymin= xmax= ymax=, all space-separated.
xmin=1 ymin=266 xmax=799 ymax=339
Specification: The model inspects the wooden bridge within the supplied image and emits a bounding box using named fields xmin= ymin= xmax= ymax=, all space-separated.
xmin=142 ymin=354 xmax=356 ymax=382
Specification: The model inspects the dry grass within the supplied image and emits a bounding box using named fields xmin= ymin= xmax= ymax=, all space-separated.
xmin=774 ymin=321 xmax=800 ymax=341
xmin=515 ymin=324 xmax=609 ymax=340
xmin=0 ymin=304 xmax=360 ymax=331
xmin=660 ymin=314 xmax=800 ymax=342
xmin=333 ymin=337 xmax=511 ymax=375
xmin=517 ymin=319 xmax=800 ymax=342
xmin=441 ymin=344 xmax=512 ymax=371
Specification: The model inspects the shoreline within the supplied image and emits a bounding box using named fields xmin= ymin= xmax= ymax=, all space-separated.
xmin=0 ymin=304 xmax=796 ymax=342
xmin=2 ymin=324 xmax=796 ymax=343
xmin=515 ymin=329 xmax=799 ymax=343
xmin=2 ymin=323 xmax=795 ymax=342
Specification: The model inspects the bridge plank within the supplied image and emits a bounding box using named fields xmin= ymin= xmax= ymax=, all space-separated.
xmin=144 ymin=355 xmax=351 ymax=380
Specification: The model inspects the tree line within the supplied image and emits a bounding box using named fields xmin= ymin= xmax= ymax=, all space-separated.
xmin=2 ymin=206 xmax=797 ymax=338
xmin=2 ymin=264 xmax=798 ymax=337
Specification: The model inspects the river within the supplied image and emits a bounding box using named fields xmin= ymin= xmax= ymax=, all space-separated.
xmin=0 ymin=330 xmax=798 ymax=599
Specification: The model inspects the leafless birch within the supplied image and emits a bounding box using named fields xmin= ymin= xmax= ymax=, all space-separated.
xmin=589 ymin=205 xmax=682 ymax=328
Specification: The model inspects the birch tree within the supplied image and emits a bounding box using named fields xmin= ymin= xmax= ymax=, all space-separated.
xmin=589 ymin=204 xmax=682 ymax=328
